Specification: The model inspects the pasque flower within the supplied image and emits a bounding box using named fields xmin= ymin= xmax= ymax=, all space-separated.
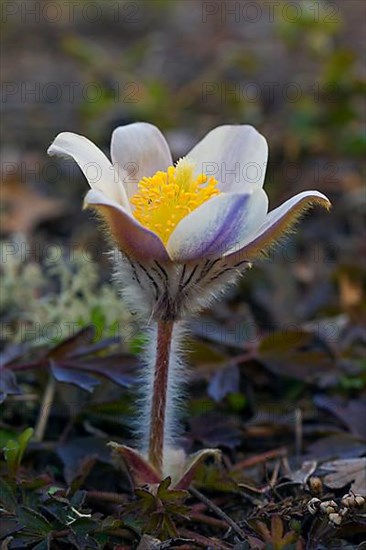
xmin=48 ymin=123 xmax=330 ymax=486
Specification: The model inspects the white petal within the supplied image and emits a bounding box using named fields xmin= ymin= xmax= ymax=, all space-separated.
xmin=48 ymin=132 xmax=129 ymax=209
xmin=84 ymin=189 xmax=169 ymax=262
xmin=187 ymin=125 xmax=268 ymax=193
xmin=167 ymin=189 xmax=268 ymax=262
xmin=111 ymin=122 xmax=173 ymax=199
xmin=224 ymin=190 xmax=331 ymax=262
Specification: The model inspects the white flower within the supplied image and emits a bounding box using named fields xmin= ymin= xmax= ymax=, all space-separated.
xmin=48 ymin=123 xmax=331 ymax=483
xmin=48 ymin=123 xmax=330 ymax=320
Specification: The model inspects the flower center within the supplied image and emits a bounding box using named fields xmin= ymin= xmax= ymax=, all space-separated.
xmin=130 ymin=158 xmax=220 ymax=245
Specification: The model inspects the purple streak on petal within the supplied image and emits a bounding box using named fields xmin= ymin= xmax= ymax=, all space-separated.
xmin=167 ymin=193 xmax=254 ymax=261
xmin=224 ymin=190 xmax=331 ymax=263
xmin=199 ymin=195 xmax=252 ymax=257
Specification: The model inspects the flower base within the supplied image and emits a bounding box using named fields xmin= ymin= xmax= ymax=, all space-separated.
xmin=108 ymin=442 xmax=221 ymax=489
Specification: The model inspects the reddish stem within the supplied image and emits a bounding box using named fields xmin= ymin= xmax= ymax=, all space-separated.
xmin=148 ymin=321 xmax=174 ymax=475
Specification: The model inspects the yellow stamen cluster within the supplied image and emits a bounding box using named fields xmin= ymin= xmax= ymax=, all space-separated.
xmin=131 ymin=158 xmax=220 ymax=245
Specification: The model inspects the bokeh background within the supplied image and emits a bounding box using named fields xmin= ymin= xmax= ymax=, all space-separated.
xmin=1 ymin=0 xmax=365 ymax=342
xmin=1 ymin=1 xmax=366 ymax=546
xmin=1 ymin=0 xmax=366 ymax=507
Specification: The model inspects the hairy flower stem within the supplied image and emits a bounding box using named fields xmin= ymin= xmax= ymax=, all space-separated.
xmin=148 ymin=320 xmax=174 ymax=475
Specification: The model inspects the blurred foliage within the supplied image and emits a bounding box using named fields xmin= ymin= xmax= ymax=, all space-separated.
xmin=57 ymin=0 xmax=364 ymax=158
xmin=3 ymin=427 xmax=34 ymax=478
xmin=0 ymin=245 xmax=132 ymax=346
xmin=1 ymin=0 xmax=366 ymax=547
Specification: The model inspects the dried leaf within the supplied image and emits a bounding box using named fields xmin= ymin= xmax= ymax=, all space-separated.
xmin=188 ymin=412 xmax=241 ymax=449
xmin=283 ymin=460 xmax=318 ymax=485
xmin=258 ymin=330 xmax=337 ymax=386
xmin=323 ymin=458 xmax=366 ymax=495
xmin=315 ymin=395 xmax=366 ymax=438
xmin=306 ymin=434 xmax=366 ymax=460
xmin=191 ymin=317 xmax=253 ymax=350
xmin=1 ymin=177 xmax=64 ymax=237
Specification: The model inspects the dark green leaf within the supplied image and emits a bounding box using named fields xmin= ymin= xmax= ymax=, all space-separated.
xmin=17 ymin=506 xmax=52 ymax=536
xmin=3 ymin=427 xmax=33 ymax=477
xmin=0 ymin=477 xmax=17 ymax=513
xmin=32 ymin=539 xmax=51 ymax=550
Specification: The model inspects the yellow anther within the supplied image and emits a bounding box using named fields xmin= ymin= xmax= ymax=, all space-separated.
xmin=130 ymin=158 xmax=220 ymax=245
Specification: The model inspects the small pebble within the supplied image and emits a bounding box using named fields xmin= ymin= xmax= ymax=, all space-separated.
xmin=320 ymin=500 xmax=338 ymax=514
xmin=341 ymin=493 xmax=365 ymax=508
xmin=328 ymin=512 xmax=342 ymax=526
